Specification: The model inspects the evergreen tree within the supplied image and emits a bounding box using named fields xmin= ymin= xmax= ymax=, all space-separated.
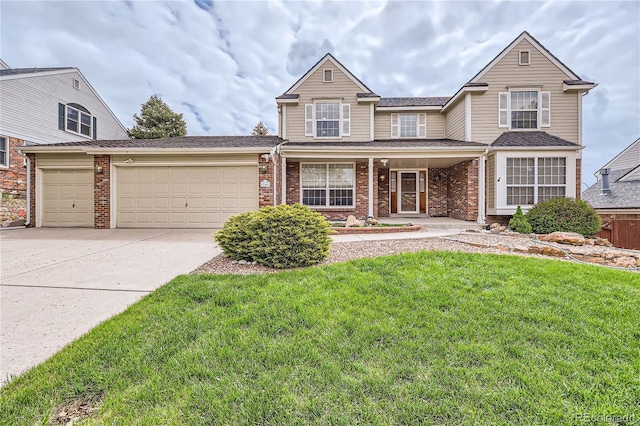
xmin=128 ymin=95 xmax=187 ymax=139
xmin=251 ymin=121 xmax=270 ymax=136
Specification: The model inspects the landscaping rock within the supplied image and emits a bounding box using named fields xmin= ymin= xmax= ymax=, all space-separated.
xmin=540 ymin=246 xmax=565 ymax=257
xmin=614 ymin=256 xmax=637 ymax=268
xmin=489 ymin=223 xmax=506 ymax=233
xmin=345 ymin=215 xmax=364 ymax=227
xmin=540 ymin=232 xmax=585 ymax=246
xmin=593 ymin=237 xmax=613 ymax=247
xmin=366 ymin=217 xmax=378 ymax=226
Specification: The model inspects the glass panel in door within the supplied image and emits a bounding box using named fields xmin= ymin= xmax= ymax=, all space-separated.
xmin=399 ymin=172 xmax=418 ymax=213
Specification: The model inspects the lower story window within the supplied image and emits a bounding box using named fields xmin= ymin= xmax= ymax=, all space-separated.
xmin=506 ymin=157 xmax=566 ymax=205
xmin=301 ymin=163 xmax=354 ymax=207
xmin=0 ymin=136 xmax=7 ymax=167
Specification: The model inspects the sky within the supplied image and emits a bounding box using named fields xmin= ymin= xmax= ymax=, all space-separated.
xmin=1 ymin=0 xmax=638 ymax=186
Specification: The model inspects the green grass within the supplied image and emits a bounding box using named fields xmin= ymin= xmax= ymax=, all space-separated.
xmin=1 ymin=252 xmax=638 ymax=425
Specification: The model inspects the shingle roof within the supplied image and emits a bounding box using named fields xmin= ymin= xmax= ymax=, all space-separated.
xmin=582 ymin=168 xmax=640 ymax=209
xmin=0 ymin=67 xmax=75 ymax=77
xmin=563 ymin=79 xmax=595 ymax=85
xmin=39 ymin=136 xmax=283 ymax=148
xmin=378 ymin=97 xmax=451 ymax=107
xmin=284 ymin=139 xmax=486 ymax=148
xmin=357 ymin=92 xmax=380 ymax=98
xmin=491 ymin=131 xmax=578 ymax=147
xmin=463 ymin=82 xmax=489 ymax=87
xmin=275 ymin=94 xmax=299 ymax=100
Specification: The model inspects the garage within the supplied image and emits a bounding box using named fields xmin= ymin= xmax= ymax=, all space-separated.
xmin=116 ymin=165 xmax=258 ymax=228
xmin=42 ymin=169 xmax=94 ymax=227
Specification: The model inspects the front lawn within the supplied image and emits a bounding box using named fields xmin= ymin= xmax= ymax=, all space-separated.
xmin=1 ymin=252 xmax=638 ymax=424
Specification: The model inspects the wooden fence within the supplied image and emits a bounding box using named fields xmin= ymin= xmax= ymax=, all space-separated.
xmin=597 ymin=219 xmax=640 ymax=250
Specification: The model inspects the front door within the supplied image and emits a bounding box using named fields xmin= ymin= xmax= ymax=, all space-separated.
xmin=398 ymin=171 xmax=419 ymax=213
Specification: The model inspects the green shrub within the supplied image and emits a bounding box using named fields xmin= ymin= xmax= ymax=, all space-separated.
xmin=525 ymin=197 xmax=601 ymax=237
xmin=508 ymin=206 xmax=532 ymax=234
xmin=215 ymin=204 xmax=331 ymax=269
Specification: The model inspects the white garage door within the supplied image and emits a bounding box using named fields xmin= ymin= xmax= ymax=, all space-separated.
xmin=116 ymin=166 xmax=258 ymax=228
xmin=42 ymin=169 xmax=94 ymax=227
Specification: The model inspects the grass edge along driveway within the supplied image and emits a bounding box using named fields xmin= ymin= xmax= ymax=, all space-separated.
xmin=1 ymin=251 xmax=638 ymax=425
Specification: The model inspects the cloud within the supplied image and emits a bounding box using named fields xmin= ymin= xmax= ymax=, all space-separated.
xmin=0 ymin=0 xmax=638 ymax=184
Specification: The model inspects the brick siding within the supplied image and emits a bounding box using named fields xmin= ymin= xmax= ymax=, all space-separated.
xmin=0 ymin=137 xmax=28 ymax=194
xmin=258 ymin=153 xmax=276 ymax=208
xmin=575 ymin=158 xmax=581 ymax=200
xmin=428 ymin=168 xmax=448 ymax=216
xmin=447 ymin=159 xmax=478 ymax=221
xmin=377 ymin=167 xmax=390 ymax=217
xmin=94 ymin=155 xmax=110 ymax=229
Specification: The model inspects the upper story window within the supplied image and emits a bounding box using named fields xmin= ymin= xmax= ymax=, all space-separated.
xmin=499 ymin=90 xmax=550 ymax=130
xmin=323 ymin=69 xmax=333 ymax=83
xmin=305 ymin=102 xmax=350 ymax=139
xmin=59 ymin=103 xmax=95 ymax=139
xmin=391 ymin=113 xmax=426 ymax=138
xmin=518 ymin=50 xmax=530 ymax=65
xmin=0 ymin=136 xmax=7 ymax=168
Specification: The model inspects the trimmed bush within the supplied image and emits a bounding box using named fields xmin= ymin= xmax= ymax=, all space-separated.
xmin=525 ymin=197 xmax=601 ymax=237
xmin=215 ymin=204 xmax=331 ymax=269
xmin=508 ymin=206 xmax=532 ymax=234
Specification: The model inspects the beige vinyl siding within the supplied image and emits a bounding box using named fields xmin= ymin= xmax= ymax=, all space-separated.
xmin=374 ymin=111 xmax=444 ymax=140
xmin=445 ymin=99 xmax=466 ymax=141
xmin=0 ymin=71 xmax=128 ymax=144
xmin=487 ymin=153 xmax=495 ymax=209
xmin=603 ymin=140 xmax=640 ymax=171
xmin=470 ymin=39 xmax=579 ymax=145
xmin=285 ymin=63 xmax=370 ymax=141
xmin=37 ymin=153 xmax=93 ymax=168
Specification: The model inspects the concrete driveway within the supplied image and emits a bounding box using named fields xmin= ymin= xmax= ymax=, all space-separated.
xmin=0 ymin=228 xmax=220 ymax=386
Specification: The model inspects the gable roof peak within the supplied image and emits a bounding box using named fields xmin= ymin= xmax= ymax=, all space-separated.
xmin=281 ymin=52 xmax=374 ymax=96
xmin=469 ymin=30 xmax=581 ymax=83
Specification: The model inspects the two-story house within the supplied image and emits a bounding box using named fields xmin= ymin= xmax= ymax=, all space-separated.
xmin=20 ymin=31 xmax=596 ymax=229
xmin=0 ymin=61 xmax=128 ymax=195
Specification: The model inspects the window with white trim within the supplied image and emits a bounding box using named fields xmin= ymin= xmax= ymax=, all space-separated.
xmin=301 ymin=163 xmax=354 ymax=207
xmin=519 ymin=50 xmax=530 ymax=65
xmin=66 ymin=105 xmax=92 ymax=137
xmin=506 ymin=157 xmax=566 ymax=205
xmin=305 ymin=102 xmax=350 ymax=138
xmin=323 ymin=69 xmax=333 ymax=83
xmin=391 ymin=113 xmax=426 ymax=138
xmin=0 ymin=137 xmax=7 ymax=167
xmin=499 ymin=90 xmax=550 ymax=130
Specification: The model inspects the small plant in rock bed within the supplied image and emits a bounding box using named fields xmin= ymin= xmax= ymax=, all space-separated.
xmin=525 ymin=197 xmax=601 ymax=237
xmin=508 ymin=206 xmax=532 ymax=234
xmin=215 ymin=204 xmax=331 ymax=269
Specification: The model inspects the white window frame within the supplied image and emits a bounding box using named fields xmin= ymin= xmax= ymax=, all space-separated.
xmin=0 ymin=136 xmax=8 ymax=168
xmin=65 ymin=105 xmax=93 ymax=138
xmin=323 ymin=69 xmax=333 ymax=83
xmin=300 ymin=162 xmax=355 ymax=208
xmin=505 ymin=156 xmax=566 ymax=206
xmin=391 ymin=113 xmax=426 ymax=139
xmin=73 ymin=78 xmax=80 ymax=89
xmin=518 ymin=50 xmax=530 ymax=66
xmin=305 ymin=101 xmax=350 ymax=139
xmin=500 ymin=90 xmax=551 ymax=131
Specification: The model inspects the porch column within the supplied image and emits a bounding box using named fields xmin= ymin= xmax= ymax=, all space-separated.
xmin=477 ymin=151 xmax=487 ymax=223
xmin=368 ymin=157 xmax=374 ymax=217
xmin=281 ymin=156 xmax=287 ymax=204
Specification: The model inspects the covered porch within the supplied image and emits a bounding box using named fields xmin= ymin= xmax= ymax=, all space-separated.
xmin=278 ymin=141 xmax=489 ymax=224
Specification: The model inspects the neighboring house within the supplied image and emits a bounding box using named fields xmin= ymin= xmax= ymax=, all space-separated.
xmin=0 ymin=61 xmax=128 ymax=194
xmin=20 ymin=31 xmax=596 ymax=229
xmin=582 ymin=138 xmax=640 ymax=249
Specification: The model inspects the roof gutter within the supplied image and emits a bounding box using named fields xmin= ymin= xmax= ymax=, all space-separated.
xmin=19 ymin=146 xmax=278 ymax=155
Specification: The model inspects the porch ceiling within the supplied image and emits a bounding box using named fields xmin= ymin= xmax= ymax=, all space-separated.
xmin=284 ymin=157 xmax=477 ymax=169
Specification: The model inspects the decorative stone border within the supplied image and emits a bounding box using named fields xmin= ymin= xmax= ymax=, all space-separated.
xmin=330 ymin=224 xmax=422 ymax=234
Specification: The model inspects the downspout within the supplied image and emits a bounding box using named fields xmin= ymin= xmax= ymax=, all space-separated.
xmin=17 ymin=149 xmax=31 ymax=226
xmin=477 ymin=148 xmax=489 ymax=224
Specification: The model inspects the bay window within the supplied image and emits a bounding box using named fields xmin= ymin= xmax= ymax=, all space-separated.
xmin=506 ymin=157 xmax=566 ymax=205
xmin=301 ymin=163 xmax=354 ymax=207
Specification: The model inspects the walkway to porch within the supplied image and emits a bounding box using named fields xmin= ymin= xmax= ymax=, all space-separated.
xmin=381 ymin=216 xmax=486 ymax=231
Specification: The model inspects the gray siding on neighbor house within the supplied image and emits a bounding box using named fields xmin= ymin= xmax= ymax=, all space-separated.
xmin=470 ymin=38 xmax=580 ymax=145
xmin=602 ymin=139 xmax=640 ymax=172
xmin=285 ymin=62 xmax=371 ymax=142
xmin=0 ymin=70 xmax=128 ymax=144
